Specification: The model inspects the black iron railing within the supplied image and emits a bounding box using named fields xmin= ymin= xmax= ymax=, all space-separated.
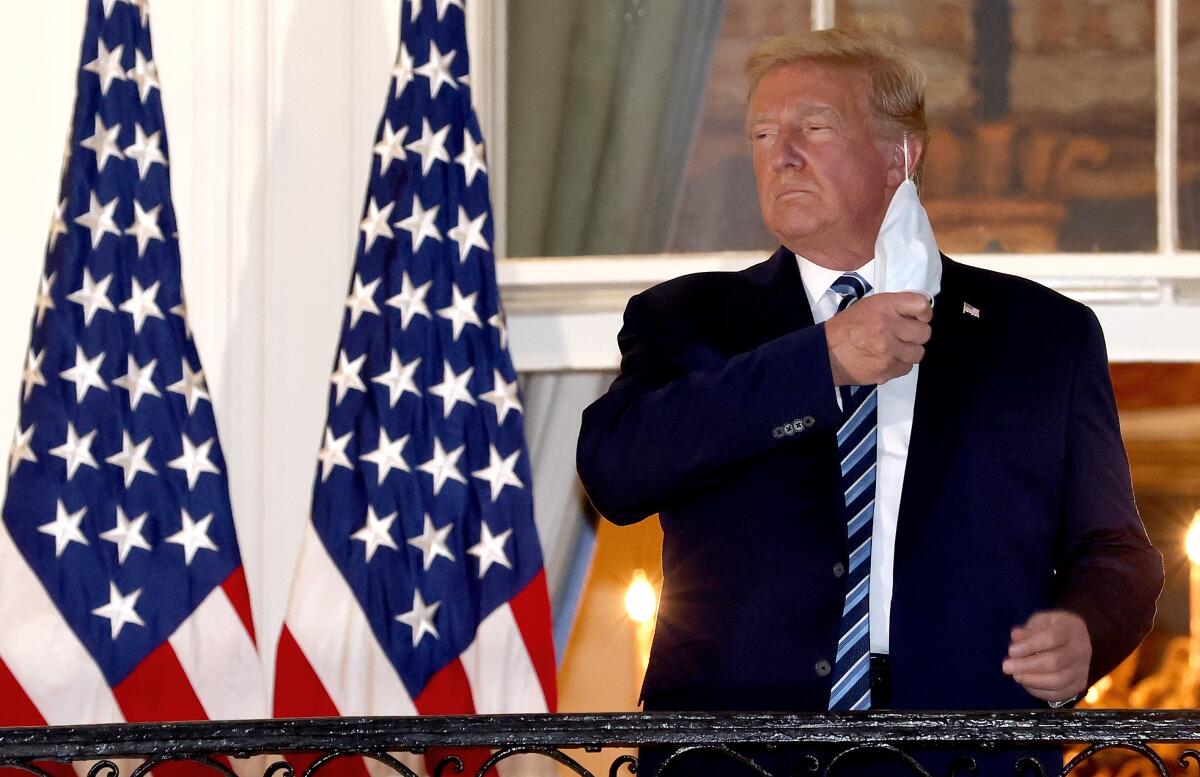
xmin=3 ymin=711 xmax=1200 ymax=776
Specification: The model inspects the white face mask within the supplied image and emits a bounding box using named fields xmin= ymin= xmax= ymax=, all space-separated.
xmin=874 ymin=135 xmax=941 ymax=305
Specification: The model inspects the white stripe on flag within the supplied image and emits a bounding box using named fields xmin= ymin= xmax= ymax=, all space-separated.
xmin=284 ymin=523 xmax=419 ymax=716
xmin=169 ymin=583 xmax=267 ymax=720
xmin=0 ymin=520 xmax=124 ymax=725
xmin=460 ymin=602 xmax=549 ymax=713
xmin=459 ymin=604 xmax=553 ymax=777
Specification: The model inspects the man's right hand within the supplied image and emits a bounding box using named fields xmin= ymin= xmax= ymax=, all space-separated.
xmin=825 ymin=292 xmax=933 ymax=386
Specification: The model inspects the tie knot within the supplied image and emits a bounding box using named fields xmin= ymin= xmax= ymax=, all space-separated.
xmin=831 ymin=273 xmax=871 ymax=308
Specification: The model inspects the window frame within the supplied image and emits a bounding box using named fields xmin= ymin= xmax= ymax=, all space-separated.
xmin=476 ymin=0 xmax=1200 ymax=369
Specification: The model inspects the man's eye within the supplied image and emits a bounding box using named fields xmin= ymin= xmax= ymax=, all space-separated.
xmin=807 ymin=125 xmax=829 ymax=132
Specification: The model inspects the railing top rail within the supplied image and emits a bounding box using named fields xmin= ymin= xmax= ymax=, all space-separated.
xmin=3 ymin=711 xmax=1200 ymax=760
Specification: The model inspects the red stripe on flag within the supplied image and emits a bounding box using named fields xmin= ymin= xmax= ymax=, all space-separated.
xmin=273 ymin=627 xmax=369 ymax=777
xmin=220 ymin=566 xmax=257 ymax=645
xmin=113 ymin=641 xmax=207 ymax=722
xmin=509 ymin=570 xmax=558 ymax=711
xmin=113 ymin=643 xmax=221 ymax=777
xmin=415 ymin=659 xmax=488 ymax=776
xmin=0 ymin=655 xmax=48 ymax=726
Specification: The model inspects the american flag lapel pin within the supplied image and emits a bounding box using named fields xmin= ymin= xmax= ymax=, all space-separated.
xmin=962 ymin=302 xmax=981 ymax=318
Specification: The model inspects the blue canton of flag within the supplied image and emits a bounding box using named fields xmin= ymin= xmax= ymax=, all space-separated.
xmin=275 ymin=0 xmax=556 ymax=755
xmin=1 ymin=0 xmax=264 ymax=724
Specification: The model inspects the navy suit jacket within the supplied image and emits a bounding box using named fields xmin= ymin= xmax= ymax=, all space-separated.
xmin=577 ymin=248 xmax=1163 ymax=715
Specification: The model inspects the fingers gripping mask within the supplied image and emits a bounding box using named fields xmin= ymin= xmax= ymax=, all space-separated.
xmin=874 ymin=135 xmax=941 ymax=305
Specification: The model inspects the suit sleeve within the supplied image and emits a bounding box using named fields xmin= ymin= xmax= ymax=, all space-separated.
xmin=576 ymin=291 xmax=842 ymax=525
xmin=1052 ymin=306 xmax=1164 ymax=685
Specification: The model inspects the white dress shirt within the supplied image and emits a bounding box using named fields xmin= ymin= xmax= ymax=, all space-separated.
xmin=797 ymin=256 xmax=919 ymax=655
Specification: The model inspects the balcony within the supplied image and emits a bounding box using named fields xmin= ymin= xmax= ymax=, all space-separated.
xmin=3 ymin=711 xmax=1200 ymax=777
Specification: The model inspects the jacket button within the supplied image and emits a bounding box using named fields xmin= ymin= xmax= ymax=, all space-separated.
xmin=832 ymin=562 xmax=845 ymax=578
xmin=815 ymin=660 xmax=832 ymax=678
xmin=802 ymin=416 xmax=815 ymax=428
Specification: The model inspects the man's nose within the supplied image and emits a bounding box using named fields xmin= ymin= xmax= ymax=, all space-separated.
xmin=772 ymin=127 xmax=806 ymax=171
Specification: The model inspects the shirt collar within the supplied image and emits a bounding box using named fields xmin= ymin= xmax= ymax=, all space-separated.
xmin=796 ymin=255 xmax=877 ymax=309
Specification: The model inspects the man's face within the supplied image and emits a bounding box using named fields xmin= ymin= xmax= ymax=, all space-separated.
xmin=748 ymin=62 xmax=899 ymax=266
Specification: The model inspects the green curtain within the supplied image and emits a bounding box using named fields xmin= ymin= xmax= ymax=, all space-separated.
xmin=507 ymin=0 xmax=726 ymax=256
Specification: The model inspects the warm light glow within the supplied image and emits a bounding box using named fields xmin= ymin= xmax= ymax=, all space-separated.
xmin=1187 ymin=511 xmax=1200 ymax=565
xmin=625 ymin=569 xmax=657 ymax=624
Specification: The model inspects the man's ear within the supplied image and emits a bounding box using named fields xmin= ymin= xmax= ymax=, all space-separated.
xmin=886 ymin=134 xmax=924 ymax=187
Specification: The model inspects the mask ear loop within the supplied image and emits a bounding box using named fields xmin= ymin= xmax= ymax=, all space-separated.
xmin=902 ymin=132 xmax=911 ymax=181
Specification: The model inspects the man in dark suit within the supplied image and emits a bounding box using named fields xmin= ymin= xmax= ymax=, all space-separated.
xmin=575 ymin=28 xmax=1163 ymax=777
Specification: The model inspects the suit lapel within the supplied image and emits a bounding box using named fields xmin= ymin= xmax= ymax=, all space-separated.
xmin=759 ymin=247 xmax=816 ymax=340
xmin=894 ymin=256 xmax=973 ymax=560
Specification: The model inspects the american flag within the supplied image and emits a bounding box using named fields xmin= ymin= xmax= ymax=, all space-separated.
xmin=0 ymin=0 xmax=266 ymax=742
xmin=273 ymin=1 xmax=556 ymax=775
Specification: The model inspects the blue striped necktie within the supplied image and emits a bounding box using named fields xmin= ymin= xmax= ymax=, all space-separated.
xmin=827 ymin=272 xmax=877 ymax=711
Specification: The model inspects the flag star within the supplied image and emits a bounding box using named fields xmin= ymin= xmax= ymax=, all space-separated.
xmin=396 ymin=589 xmax=441 ymax=647
xmin=414 ymin=42 xmax=458 ymax=99
xmin=435 ymin=0 xmax=465 ymax=20
xmin=418 ymin=438 xmax=467 ymax=495
xmin=429 ymin=361 xmax=475 ymax=417
xmin=396 ymin=195 xmax=442 ymax=253
xmin=166 ymin=509 xmax=219 ymax=565
xmin=49 ymin=423 xmax=99 ymax=480
xmin=317 ymin=427 xmax=354 ymax=482
xmin=359 ymin=197 xmax=395 ymax=252
xmin=100 ymin=506 xmax=152 ymax=564
xmin=48 ymin=201 xmax=68 ymax=252
xmin=92 ymin=583 xmax=144 ymax=639
xmin=480 ymin=369 xmax=523 ymax=423
xmin=372 ymin=352 xmax=422 ymax=407
xmin=350 ymin=506 xmax=399 ymax=562
xmin=114 ymin=356 xmax=161 ymax=409
xmin=447 ymin=206 xmax=489 ymax=262
xmin=126 ymin=0 xmax=150 ymax=25
xmin=82 ymin=40 xmax=127 ymax=95
xmin=345 ymin=274 xmax=381 ymax=328
xmin=60 ymin=345 xmax=108 ymax=403
xmin=455 ymin=129 xmax=487 ymax=186
xmin=167 ymin=361 xmax=210 ymax=414
xmin=120 ymin=278 xmax=165 ymax=332
xmin=386 ymin=272 xmax=433 ymax=330
xmin=408 ymin=0 xmax=423 ymax=21
xmin=38 ymin=500 xmax=89 ymax=558
xmin=20 ymin=348 xmax=47 ymax=401
xmin=126 ymin=50 xmax=159 ymax=102
xmin=8 ymin=424 xmax=37 ymax=476
xmin=436 ymin=284 xmax=482 ymax=340
xmin=489 ymin=311 xmax=509 ymax=349
xmin=407 ymin=514 xmax=455 ymax=571
xmin=79 ymin=116 xmax=125 ymax=172
xmin=373 ymin=120 xmax=409 ymax=173
xmin=124 ymin=201 xmax=165 ymax=257
xmin=168 ymin=434 xmax=221 ymax=490
xmin=472 ymin=445 xmax=524 ymax=502
xmin=105 ymin=431 xmax=157 ymax=488
xmin=74 ymin=193 xmax=122 ymax=250
xmin=33 ymin=272 xmax=56 ymax=326
xmin=124 ymin=125 xmax=166 ymax=179
xmin=67 ymin=268 xmax=116 ymax=325
xmin=393 ymin=42 xmax=415 ymax=97
xmin=359 ymin=428 xmax=411 ymax=485
xmin=467 ymin=522 xmax=514 ymax=578
xmin=330 ymin=350 xmax=368 ymax=404
xmin=404 ymin=118 xmax=450 ymax=176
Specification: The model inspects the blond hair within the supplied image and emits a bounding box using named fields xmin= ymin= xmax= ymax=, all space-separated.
xmin=746 ymin=29 xmax=928 ymax=175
